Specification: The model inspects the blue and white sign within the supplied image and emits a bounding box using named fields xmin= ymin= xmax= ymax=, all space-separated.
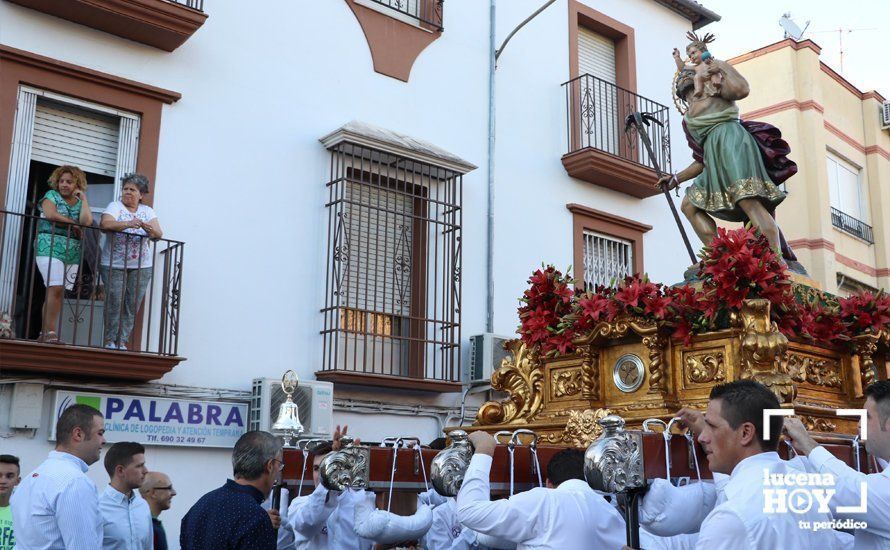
xmin=52 ymin=390 xmax=249 ymax=448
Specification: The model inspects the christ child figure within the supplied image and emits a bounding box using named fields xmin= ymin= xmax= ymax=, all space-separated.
xmin=673 ymin=31 xmax=723 ymax=99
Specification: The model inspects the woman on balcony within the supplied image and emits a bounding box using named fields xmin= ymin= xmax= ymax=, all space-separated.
xmin=34 ymin=165 xmax=93 ymax=343
xmin=99 ymin=173 xmax=163 ymax=350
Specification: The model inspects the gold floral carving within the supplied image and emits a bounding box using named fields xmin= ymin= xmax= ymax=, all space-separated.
xmin=738 ymin=299 xmax=794 ymax=403
xmin=476 ymin=340 xmax=544 ymax=425
xmin=552 ymin=369 xmax=583 ymax=399
xmin=541 ymin=408 xmax=612 ymax=447
xmin=800 ymin=415 xmax=837 ymax=432
xmin=782 ymin=353 xmax=842 ymax=389
xmin=685 ymin=351 xmax=726 ymax=384
xmin=643 ymin=334 xmax=668 ymax=393
xmin=579 ymin=345 xmax=600 ymax=400
xmin=853 ymin=334 xmax=879 ymax=393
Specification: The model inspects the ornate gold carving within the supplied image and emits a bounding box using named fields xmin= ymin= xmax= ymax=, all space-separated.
xmin=643 ymin=334 xmax=668 ymax=393
xmin=574 ymin=317 xmax=658 ymax=346
xmin=541 ymin=408 xmax=611 ymax=447
xmin=800 ymin=415 xmax=837 ymax=432
xmin=684 ymin=351 xmax=726 ymax=384
xmin=853 ymin=334 xmax=880 ymax=394
xmin=738 ymin=299 xmax=794 ymax=403
xmin=476 ymin=340 xmax=544 ymax=425
xmin=782 ymin=353 xmax=842 ymax=389
xmin=580 ymin=345 xmax=600 ymax=400
xmin=552 ymin=369 xmax=583 ymax=399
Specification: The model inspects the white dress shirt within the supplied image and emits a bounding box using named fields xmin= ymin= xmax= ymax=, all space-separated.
xmin=809 ymin=446 xmax=890 ymax=549
xmin=287 ymin=483 xmax=373 ymax=550
xmin=695 ymin=451 xmax=846 ymax=550
xmin=422 ymin=498 xmax=479 ymax=550
xmin=10 ymin=450 xmax=103 ymax=550
xmin=99 ymin=485 xmax=153 ymax=550
xmin=455 ymin=454 xmax=625 ymax=549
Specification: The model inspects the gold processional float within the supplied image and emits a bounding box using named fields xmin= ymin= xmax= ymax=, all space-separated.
xmin=272 ymin=272 xmax=889 ymax=546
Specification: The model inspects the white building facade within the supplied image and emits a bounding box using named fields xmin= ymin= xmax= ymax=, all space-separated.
xmin=0 ymin=0 xmax=717 ymax=542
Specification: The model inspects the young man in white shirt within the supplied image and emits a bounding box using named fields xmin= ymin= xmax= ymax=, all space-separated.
xmin=667 ymin=380 xmax=845 ymax=550
xmin=99 ymin=442 xmax=153 ymax=550
xmin=11 ymin=404 xmax=106 ymax=549
xmin=287 ymin=427 xmax=374 ymax=550
xmin=784 ymin=380 xmax=890 ymax=549
xmin=456 ymin=432 xmax=626 ymax=549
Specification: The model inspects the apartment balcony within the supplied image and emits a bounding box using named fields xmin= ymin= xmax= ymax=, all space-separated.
xmin=561 ymin=74 xmax=672 ymax=199
xmin=5 ymin=0 xmax=207 ymax=52
xmin=361 ymin=0 xmax=444 ymax=31
xmin=831 ymin=207 xmax=874 ymax=244
xmin=0 ymin=210 xmax=185 ymax=382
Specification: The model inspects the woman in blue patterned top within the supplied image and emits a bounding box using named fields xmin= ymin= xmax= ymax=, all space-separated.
xmin=35 ymin=165 xmax=93 ymax=343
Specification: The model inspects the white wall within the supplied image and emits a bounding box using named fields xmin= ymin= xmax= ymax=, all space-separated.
xmin=0 ymin=0 xmax=699 ymax=543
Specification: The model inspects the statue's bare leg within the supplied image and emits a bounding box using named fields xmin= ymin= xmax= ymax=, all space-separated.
xmin=681 ymin=196 xmax=717 ymax=248
xmin=736 ymin=198 xmax=781 ymax=252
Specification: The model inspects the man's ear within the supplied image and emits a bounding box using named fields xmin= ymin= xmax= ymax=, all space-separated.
xmin=739 ymin=422 xmax=758 ymax=447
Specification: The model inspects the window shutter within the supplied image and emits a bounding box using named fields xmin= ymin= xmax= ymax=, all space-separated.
xmin=578 ymin=27 xmax=616 ymax=84
xmin=31 ymin=100 xmax=120 ymax=177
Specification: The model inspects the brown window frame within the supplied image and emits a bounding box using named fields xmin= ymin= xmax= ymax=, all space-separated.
xmin=568 ymin=203 xmax=651 ymax=289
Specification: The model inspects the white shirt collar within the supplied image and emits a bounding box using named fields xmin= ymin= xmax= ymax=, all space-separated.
xmin=48 ymin=450 xmax=89 ymax=473
xmin=723 ymin=451 xmax=780 ymax=501
xmin=554 ymin=478 xmax=592 ymax=493
xmin=104 ymin=484 xmax=137 ymax=504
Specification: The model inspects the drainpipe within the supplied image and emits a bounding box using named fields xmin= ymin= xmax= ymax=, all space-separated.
xmin=486 ymin=0 xmax=496 ymax=333
xmin=485 ymin=0 xmax=557 ymax=333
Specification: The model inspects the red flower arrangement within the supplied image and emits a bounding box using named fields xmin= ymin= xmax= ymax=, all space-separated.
xmin=516 ymin=228 xmax=890 ymax=355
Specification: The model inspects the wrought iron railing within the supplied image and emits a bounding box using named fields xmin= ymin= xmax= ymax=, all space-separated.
xmin=366 ymin=0 xmax=444 ymax=31
xmin=563 ymin=73 xmax=672 ymax=174
xmin=169 ymin=0 xmax=204 ymax=11
xmin=321 ymin=142 xmax=462 ymax=384
xmin=0 ymin=209 xmax=184 ymax=355
xmin=831 ymin=207 xmax=874 ymax=243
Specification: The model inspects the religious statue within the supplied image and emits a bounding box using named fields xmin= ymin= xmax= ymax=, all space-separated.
xmin=659 ymin=31 xmax=800 ymax=268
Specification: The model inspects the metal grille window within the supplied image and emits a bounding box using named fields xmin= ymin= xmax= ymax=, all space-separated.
xmin=321 ymin=141 xmax=463 ymax=384
xmin=582 ymin=230 xmax=633 ymax=290
xmin=363 ymin=0 xmax=444 ymax=31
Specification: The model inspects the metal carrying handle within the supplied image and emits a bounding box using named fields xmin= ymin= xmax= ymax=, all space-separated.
xmin=493 ymin=430 xmax=513 ymax=444
xmin=295 ymin=438 xmax=328 ymax=497
xmin=510 ymin=429 xmax=543 ymax=487
xmin=852 ymin=435 xmax=861 ymax=472
xmin=642 ymin=418 xmax=668 ymax=433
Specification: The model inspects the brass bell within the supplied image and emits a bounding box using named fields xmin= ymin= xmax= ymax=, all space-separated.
xmin=272 ymin=370 xmax=304 ymax=445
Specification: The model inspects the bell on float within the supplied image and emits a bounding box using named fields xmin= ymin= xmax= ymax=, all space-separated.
xmin=272 ymin=370 xmax=304 ymax=445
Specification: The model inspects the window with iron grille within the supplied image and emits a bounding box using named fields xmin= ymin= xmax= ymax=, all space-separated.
xmin=582 ymin=229 xmax=633 ymax=290
xmin=321 ymin=142 xmax=462 ymax=385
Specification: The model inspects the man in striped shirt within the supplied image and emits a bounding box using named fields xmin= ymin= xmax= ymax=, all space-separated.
xmin=11 ymin=404 xmax=106 ymax=549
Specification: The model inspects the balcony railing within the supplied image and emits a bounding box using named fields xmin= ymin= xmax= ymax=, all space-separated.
xmin=831 ymin=207 xmax=874 ymax=244
xmin=0 ymin=210 xmax=184 ymax=357
xmin=366 ymin=0 xmax=444 ymax=31
xmin=170 ymin=0 xmax=204 ymax=11
xmin=563 ymin=73 xmax=672 ymax=173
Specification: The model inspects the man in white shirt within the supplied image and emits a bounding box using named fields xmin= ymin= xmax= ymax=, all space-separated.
xmin=456 ymin=432 xmax=626 ymax=549
xmin=11 ymin=404 xmax=106 ymax=549
xmin=99 ymin=442 xmax=152 ymax=550
xmin=668 ymin=380 xmax=844 ymax=550
xmin=287 ymin=427 xmax=374 ymax=549
xmin=784 ymin=380 xmax=890 ymax=549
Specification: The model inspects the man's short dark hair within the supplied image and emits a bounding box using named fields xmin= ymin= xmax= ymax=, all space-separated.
xmin=308 ymin=441 xmax=333 ymax=457
xmin=710 ymin=380 xmax=782 ymax=451
xmin=865 ymin=381 xmax=890 ymax=430
xmin=232 ymin=431 xmax=282 ymax=480
xmin=56 ymin=404 xmax=103 ymax=444
xmin=104 ymin=442 xmax=145 ymax=477
xmin=0 ymin=455 xmax=20 ymax=472
xmin=546 ymin=448 xmax=586 ymax=487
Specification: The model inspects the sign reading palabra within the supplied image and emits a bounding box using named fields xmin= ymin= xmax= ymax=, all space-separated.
xmin=51 ymin=390 xmax=248 ymax=448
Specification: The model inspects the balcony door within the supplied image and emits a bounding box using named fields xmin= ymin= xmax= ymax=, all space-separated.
xmin=578 ymin=27 xmax=618 ymax=155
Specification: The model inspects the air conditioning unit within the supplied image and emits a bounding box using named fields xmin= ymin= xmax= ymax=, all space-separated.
xmin=468 ymin=333 xmax=513 ymax=385
xmin=249 ymin=378 xmax=334 ymax=438
xmin=880 ymin=101 xmax=890 ymax=129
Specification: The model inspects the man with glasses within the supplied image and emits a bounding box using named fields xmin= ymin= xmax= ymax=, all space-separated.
xmin=180 ymin=431 xmax=283 ymax=550
xmin=139 ymin=472 xmax=176 ymax=550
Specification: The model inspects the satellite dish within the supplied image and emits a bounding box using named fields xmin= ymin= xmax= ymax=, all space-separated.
xmin=779 ymin=13 xmax=810 ymax=40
